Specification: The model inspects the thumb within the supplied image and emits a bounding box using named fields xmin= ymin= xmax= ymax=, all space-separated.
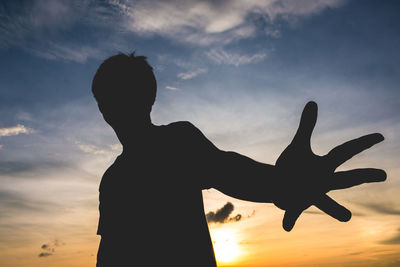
xmin=291 ymin=101 xmax=318 ymax=147
xmin=282 ymin=208 xmax=302 ymax=232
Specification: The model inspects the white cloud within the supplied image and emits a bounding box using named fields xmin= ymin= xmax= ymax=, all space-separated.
xmin=76 ymin=142 xmax=122 ymax=155
xmin=0 ymin=124 xmax=34 ymax=137
xmin=0 ymin=0 xmax=346 ymax=61
xmin=165 ymin=86 xmax=179 ymax=91
xmin=76 ymin=143 xmax=107 ymax=155
xmin=118 ymin=0 xmax=254 ymax=45
xmin=30 ymin=42 xmax=102 ymax=63
xmin=0 ymin=0 xmax=109 ymax=62
xmin=118 ymin=0 xmax=346 ymax=45
xmin=178 ymin=68 xmax=207 ymax=80
xmin=206 ymin=49 xmax=267 ymax=66
xmin=263 ymin=0 xmax=347 ymax=20
xmin=108 ymin=143 xmax=122 ymax=151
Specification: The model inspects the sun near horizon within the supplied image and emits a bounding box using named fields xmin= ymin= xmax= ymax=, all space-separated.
xmin=211 ymin=228 xmax=242 ymax=265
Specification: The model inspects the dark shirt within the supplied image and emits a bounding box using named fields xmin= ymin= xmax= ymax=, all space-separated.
xmin=97 ymin=121 xmax=218 ymax=266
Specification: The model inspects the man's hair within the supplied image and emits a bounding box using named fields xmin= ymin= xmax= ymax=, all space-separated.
xmin=92 ymin=52 xmax=157 ymax=108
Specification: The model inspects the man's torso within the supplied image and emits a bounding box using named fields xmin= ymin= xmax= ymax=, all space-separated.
xmin=97 ymin=122 xmax=217 ymax=266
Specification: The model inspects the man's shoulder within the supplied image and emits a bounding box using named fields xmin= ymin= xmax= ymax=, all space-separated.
xmin=167 ymin=121 xmax=196 ymax=129
xmin=164 ymin=121 xmax=212 ymax=151
xmin=164 ymin=121 xmax=200 ymax=136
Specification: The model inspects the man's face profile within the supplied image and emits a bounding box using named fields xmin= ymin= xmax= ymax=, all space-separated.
xmin=92 ymin=53 xmax=157 ymax=130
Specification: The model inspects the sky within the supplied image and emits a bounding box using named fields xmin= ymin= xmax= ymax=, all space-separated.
xmin=0 ymin=0 xmax=399 ymax=266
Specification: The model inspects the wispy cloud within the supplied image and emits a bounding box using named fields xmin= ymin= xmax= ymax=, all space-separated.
xmin=0 ymin=160 xmax=70 ymax=176
xmin=304 ymin=208 xmax=365 ymax=217
xmin=0 ymin=124 xmax=34 ymax=137
xmin=120 ymin=0 xmax=345 ymax=45
xmin=77 ymin=144 xmax=108 ymax=155
xmin=0 ymin=190 xmax=58 ymax=217
xmin=165 ymin=86 xmax=179 ymax=91
xmin=76 ymin=142 xmax=121 ymax=155
xmin=356 ymin=202 xmax=400 ymax=216
xmin=0 ymin=0 xmax=109 ymax=62
xmin=0 ymin=0 xmax=346 ymax=61
xmin=30 ymin=42 xmax=102 ymax=63
xmin=206 ymin=49 xmax=267 ymax=66
xmin=178 ymin=68 xmax=207 ymax=80
xmin=380 ymin=228 xmax=400 ymax=245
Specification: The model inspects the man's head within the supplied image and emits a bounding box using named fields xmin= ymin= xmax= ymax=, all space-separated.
xmin=92 ymin=52 xmax=156 ymax=129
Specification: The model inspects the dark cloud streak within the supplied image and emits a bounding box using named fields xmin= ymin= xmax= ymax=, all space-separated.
xmin=0 ymin=190 xmax=59 ymax=218
xmin=38 ymin=240 xmax=64 ymax=258
xmin=206 ymin=202 xmax=246 ymax=224
xmin=356 ymin=202 xmax=400 ymax=216
xmin=380 ymin=228 xmax=400 ymax=245
xmin=38 ymin=252 xmax=52 ymax=257
xmin=206 ymin=202 xmax=234 ymax=223
xmin=0 ymin=160 xmax=72 ymax=176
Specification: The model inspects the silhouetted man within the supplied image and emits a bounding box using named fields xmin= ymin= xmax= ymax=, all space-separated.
xmin=92 ymin=53 xmax=386 ymax=266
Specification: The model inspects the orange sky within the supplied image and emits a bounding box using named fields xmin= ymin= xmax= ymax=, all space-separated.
xmin=1 ymin=163 xmax=399 ymax=267
xmin=1 ymin=102 xmax=399 ymax=266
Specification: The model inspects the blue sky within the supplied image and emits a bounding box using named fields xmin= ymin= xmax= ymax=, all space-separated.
xmin=0 ymin=0 xmax=399 ymax=266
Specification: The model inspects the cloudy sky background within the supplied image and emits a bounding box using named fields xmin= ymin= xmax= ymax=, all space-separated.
xmin=0 ymin=0 xmax=399 ymax=266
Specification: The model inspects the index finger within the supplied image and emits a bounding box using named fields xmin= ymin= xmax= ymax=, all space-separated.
xmin=325 ymin=133 xmax=384 ymax=169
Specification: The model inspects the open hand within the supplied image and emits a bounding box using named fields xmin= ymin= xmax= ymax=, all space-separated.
xmin=274 ymin=101 xmax=386 ymax=231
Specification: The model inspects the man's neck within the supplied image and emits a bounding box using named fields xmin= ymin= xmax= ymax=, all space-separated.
xmin=116 ymin=122 xmax=156 ymax=150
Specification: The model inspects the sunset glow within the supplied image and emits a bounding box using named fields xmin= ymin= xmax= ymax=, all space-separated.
xmin=1 ymin=1 xmax=400 ymax=266
xmin=211 ymin=228 xmax=241 ymax=263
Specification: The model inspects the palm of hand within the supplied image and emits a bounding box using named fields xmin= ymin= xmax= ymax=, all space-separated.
xmin=274 ymin=102 xmax=386 ymax=231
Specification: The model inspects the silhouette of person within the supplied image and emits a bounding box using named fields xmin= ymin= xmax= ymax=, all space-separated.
xmin=92 ymin=53 xmax=386 ymax=266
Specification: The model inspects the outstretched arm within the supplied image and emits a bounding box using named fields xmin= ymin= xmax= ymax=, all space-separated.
xmin=189 ymin=101 xmax=386 ymax=231
xmin=184 ymin=121 xmax=278 ymax=202
xmin=207 ymin=149 xmax=279 ymax=203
